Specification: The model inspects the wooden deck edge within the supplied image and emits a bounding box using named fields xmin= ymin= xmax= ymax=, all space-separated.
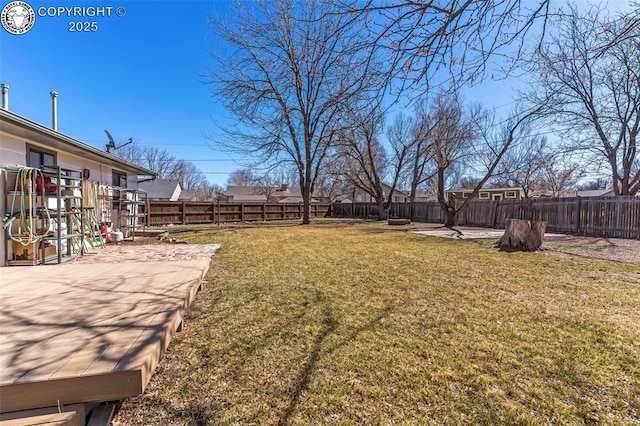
xmin=0 ymin=259 xmax=212 ymax=415
xmin=131 ymin=267 xmax=207 ymax=390
xmin=0 ymin=370 xmax=141 ymax=414
xmin=0 ymin=404 xmax=85 ymax=426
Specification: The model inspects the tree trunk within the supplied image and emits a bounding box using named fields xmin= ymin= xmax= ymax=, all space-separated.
xmin=443 ymin=194 xmax=457 ymax=227
xmin=499 ymin=219 xmax=546 ymax=251
xmin=377 ymin=197 xmax=387 ymax=220
xmin=444 ymin=207 xmax=457 ymax=227
xmin=301 ymin=180 xmax=311 ymax=225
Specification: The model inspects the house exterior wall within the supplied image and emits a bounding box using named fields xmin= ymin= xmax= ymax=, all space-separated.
xmin=169 ymin=186 xmax=181 ymax=201
xmin=1 ymin=123 xmax=147 ymax=267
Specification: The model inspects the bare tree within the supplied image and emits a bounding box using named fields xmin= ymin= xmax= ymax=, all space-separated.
xmin=190 ymin=184 xmax=225 ymax=201
xmin=428 ymin=93 xmax=476 ymax=226
xmin=391 ymin=107 xmax=436 ymax=219
xmin=111 ymin=139 xmax=211 ymax=193
xmin=427 ymin=92 xmax=541 ymax=226
xmin=536 ymin=155 xmax=584 ymax=198
xmin=578 ymin=177 xmax=612 ymax=191
xmin=526 ymin=4 xmax=640 ymax=195
xmin=337 ymin=104 xmax=389 ymax=219
xmin=315 ymin=158 xmax=350 ymax=202
xmin=207 ymin=0 xmax=378 ymax=224
xmin=226 ymin=169 xmax=259 ymax=187
xmin=491 ymin=133 xmax=550 ymax=198
xmin=167 ymin=160 xmax=211 ymax=192
xmin=347 ymin=0 xmax=550 ymax=92
xmin=254 ymin=174 xmax=282 ymax=202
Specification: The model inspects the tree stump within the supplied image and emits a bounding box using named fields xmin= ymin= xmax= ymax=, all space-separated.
xmin=499 ymin=219 xmax=547 ymax=251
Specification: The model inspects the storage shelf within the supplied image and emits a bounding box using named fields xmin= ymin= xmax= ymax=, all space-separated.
xmin=117 ymin=188 xmax=147 ymax=240
xmin=4 ymin=166 xmax=84 ymax=266
xmin=44 ymin=233 xmax=83 ymax=241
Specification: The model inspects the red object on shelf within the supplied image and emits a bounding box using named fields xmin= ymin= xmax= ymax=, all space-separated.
xmin=35 ymin=175 xmax=57 ymax=194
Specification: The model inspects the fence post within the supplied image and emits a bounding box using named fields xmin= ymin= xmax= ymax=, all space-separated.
xmin=240 ymin=203 xmax=244 ymax=222
xmin=492 ymin=200 xmax=500 ymax=228
xmin=574 ymin=197 xmax=582 ymax=234
xmin=146 ymin=198 xmax=151 ymax=227
xmin=425 ymin=201 xmax=428 ymax=223
xmin=210 ymin=202 xmax=214 ymax=224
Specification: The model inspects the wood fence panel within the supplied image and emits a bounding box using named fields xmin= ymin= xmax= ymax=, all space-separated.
xmin=147 ymin=201 xmax=331 ymax=226
xmin=147 ymin=198 xmax=637 ymax=238
xmin=330 ymin=197 xmax=639 ymax=239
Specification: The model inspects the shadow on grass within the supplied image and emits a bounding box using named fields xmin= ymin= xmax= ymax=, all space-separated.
xmin=278 ymin=305 xmax=337 ymax=426
xmin=278 ymin=301 xmax=393 ymax=426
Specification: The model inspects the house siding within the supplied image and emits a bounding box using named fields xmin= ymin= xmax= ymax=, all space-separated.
xmin=1 ymin=112 xmax=154 ymax=267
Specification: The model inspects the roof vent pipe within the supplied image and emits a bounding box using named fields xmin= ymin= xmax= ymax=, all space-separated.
xmin=1 ymin=84 xmax=8 ymax=110
xmin=50 ymin=91 xmax=58 ymax=131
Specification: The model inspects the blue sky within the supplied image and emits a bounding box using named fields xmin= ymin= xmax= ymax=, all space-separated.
xmin=0 ymin=0 xmax=240 ymax=185
xmin=0 ymin=1 xmax=634 ymax=187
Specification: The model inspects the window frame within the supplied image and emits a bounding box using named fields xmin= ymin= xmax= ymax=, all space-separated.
xmin=112 ymin=170 xmax=127 ymax=189
xmin=26 ymin=144 xmax=57 ymax=168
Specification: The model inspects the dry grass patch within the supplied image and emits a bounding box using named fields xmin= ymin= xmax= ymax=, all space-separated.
xmin=114 ymin=224 xmax=640 ymax=425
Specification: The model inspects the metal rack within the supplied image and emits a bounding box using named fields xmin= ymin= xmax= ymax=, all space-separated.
xmin=3 ymin=166 xmax=84 ymax=266
xmin=117 ymin=188 xmax=146 ymax=240
xmin=42 ymin=166 xmax=84 ymax=264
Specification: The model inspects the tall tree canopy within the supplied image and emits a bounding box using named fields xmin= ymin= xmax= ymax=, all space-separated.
xmin=354 ymin=0 xmax=550 ymax=91
xmin=526 ymin=4 xmax=640 ymax=195
xmin=208 ymin=0 xmax=379 ymax=223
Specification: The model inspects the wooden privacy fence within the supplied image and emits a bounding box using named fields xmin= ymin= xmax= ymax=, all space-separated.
xmin=333 ymin=197 xmax=640 ymax=239
xmin=146 ymin=201 xmax=332 ymax=226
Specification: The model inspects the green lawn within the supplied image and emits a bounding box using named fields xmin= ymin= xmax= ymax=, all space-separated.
xmin=114 ymin=223 xmax=640 ymax=425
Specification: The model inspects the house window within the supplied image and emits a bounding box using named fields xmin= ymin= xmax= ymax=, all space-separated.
xmin=112 ymin=170 xmax=127 ymax=209
xmin=505 ymin=191 xmax=517 ymax=199
xmin=479 ymin=192 xmax=489 ymax=200
xmin=112 ymin=170 xmax=127 ymax=188
xmin=461 ymin=192 xmax=469 ymax=198
xmin=27 ymin=144 xmax=56 ymax=168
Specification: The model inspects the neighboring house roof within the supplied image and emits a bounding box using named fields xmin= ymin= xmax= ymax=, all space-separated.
xmin=225 ymin=185 xmax=323 ymax=202
xmin=138 ymin=179 xmax=182 ymax=201
xmin=233 ymin=194 xmax=267 ymax=201
xmin=279 ymin=196 xmax=319 ymax=203
xmin=380 ymin=183 xmax=411 ymax=198
xmin=178 ymin=189 xmax=194 ymax=200
xmin=225 ymin=185 xmax=267 ymax=201
xmin=0 ymin=108 xmax=156 ymax=177
xmin=576 ymin=189 xmax=616 ymax=198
